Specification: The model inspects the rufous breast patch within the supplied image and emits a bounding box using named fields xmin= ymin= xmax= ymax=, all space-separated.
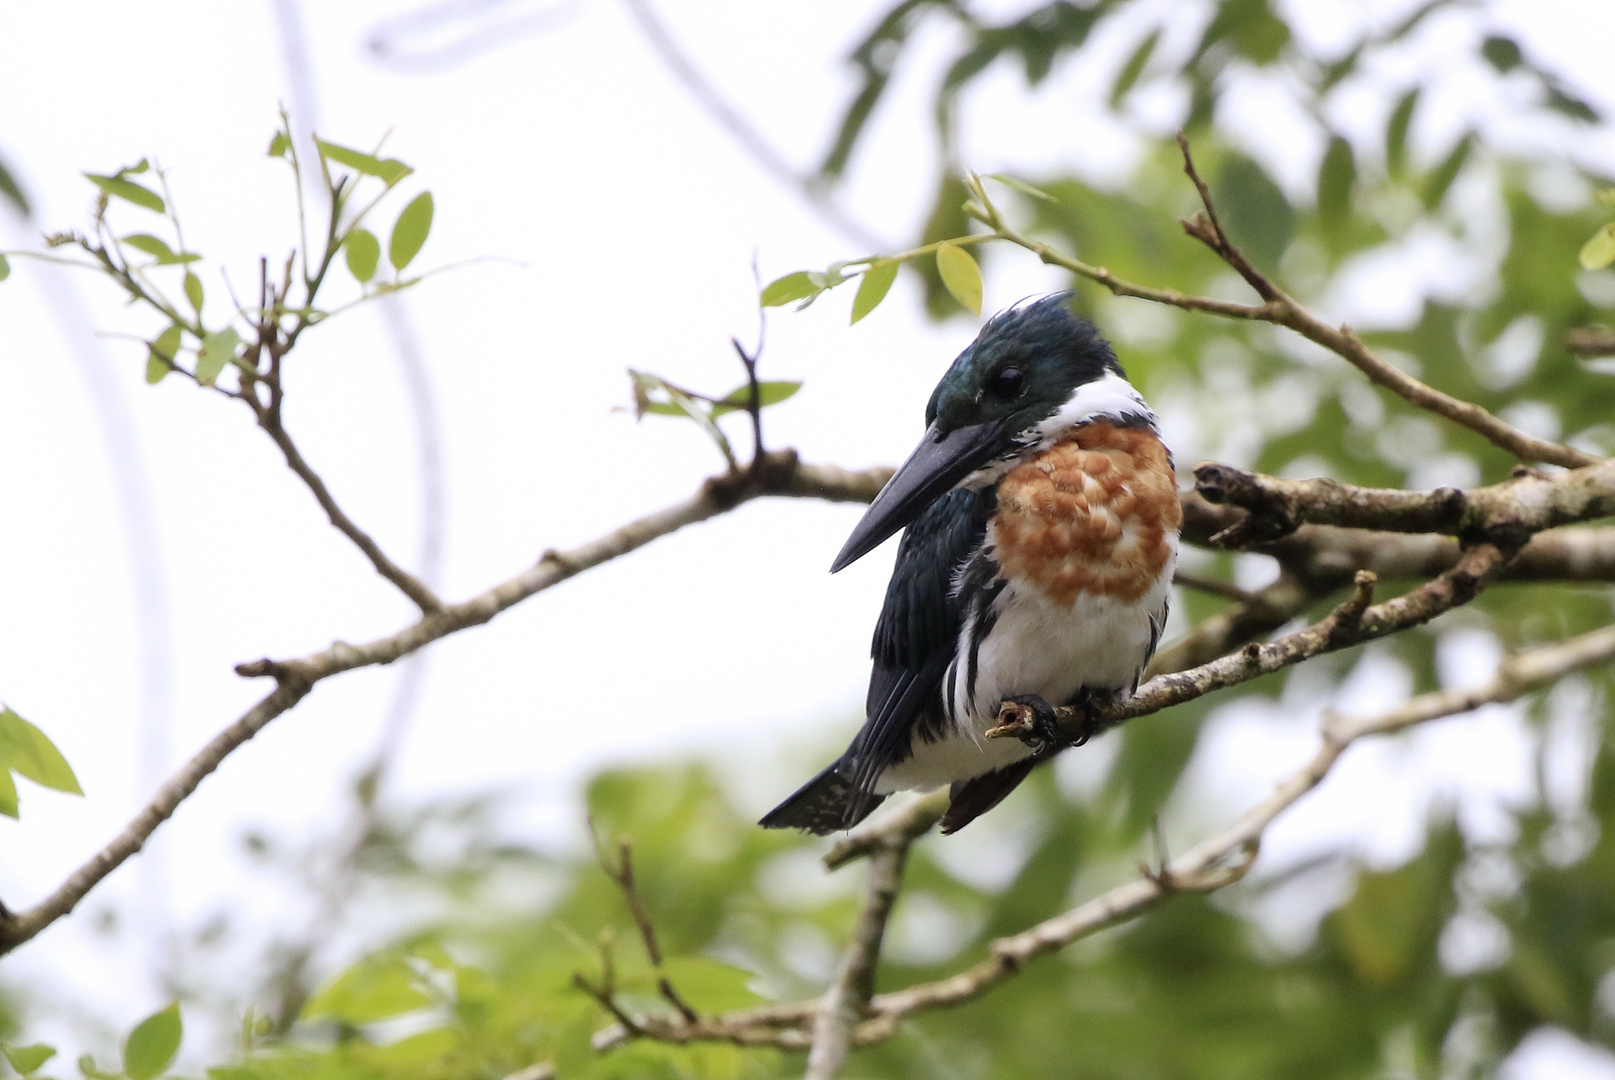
xmin=991 ymin=423 xmax=1181 ymax=605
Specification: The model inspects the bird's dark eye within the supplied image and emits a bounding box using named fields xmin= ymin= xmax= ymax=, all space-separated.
xmin=988 ymin=366 xmax=1024 ymax=400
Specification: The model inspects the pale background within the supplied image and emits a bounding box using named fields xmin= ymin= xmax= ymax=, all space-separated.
xmin=1 ymin=0 xmax=1614 ymax=1074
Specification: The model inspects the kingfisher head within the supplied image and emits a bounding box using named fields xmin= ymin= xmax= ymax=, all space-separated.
xmin=832 ymin=294 xmax=1155 ymax=572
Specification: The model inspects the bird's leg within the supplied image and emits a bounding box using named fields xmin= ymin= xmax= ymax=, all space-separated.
xmin=994 ymin=694 xmax=1065 ymax=752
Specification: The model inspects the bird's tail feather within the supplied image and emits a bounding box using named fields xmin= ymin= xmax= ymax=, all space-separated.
xmin=758 ymin=758 xmax=886 ymax=835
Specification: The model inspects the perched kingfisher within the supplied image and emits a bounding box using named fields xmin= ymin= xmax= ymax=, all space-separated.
xmin=760 ymin=294 xmax=1181 ymax=836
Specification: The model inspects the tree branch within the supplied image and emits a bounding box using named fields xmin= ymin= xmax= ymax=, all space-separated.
xmin=977 ymin=138 xmax=1599 ymax=470
xmin=804 ymin=836 xmax=912 ymax=1080
xmin=0 ymin=453 xmax=891 ymax=957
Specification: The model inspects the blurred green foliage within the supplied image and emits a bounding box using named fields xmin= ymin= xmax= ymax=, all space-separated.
xmin=5 ymin=0 xmax=1615 ymax=1077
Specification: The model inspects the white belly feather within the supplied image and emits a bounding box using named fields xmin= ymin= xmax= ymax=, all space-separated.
xmin=874 ymin=548 xmax=1176 ymax=794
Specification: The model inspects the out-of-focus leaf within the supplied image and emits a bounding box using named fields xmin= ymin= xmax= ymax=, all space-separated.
xmin=1110 ymin=28 xmax=1160 ymax=107
xmin=1386 ymin=88 xmax=1419 ymax=177
xmin=552 ymin=1006 xmax=595 ymax=1078
xmin=303 ymin=954 xmax=433 ymax=1024
xmin=123 ymin=1003 xmax=181 ymax=1080
xmin=4 ymin=1045 xmax=57 ymax=1075
xmin=1422 ymin=132 xmax=1474 ymax=209
xmin=78 ymin=1054 xmax=119 ymax=1080
xmin=760 ymin=271 xmax=819 ymax=307
xmin=658 ymin=957 xmax=763 ymax=1012
xmin=851 ymin=261 xmax=898 ymax=324
xmin=183 ymin=271 xmax=204 ymax=312
xmin=1317 ymin=135 xmax=1356 ymax=223
xmin=146 ymin=324 xmax=182 ymax=385
xmin=1213 ymin=154 xmax=1293 ymax=267
xmin=0 ymin=707 xmax=83 ymax=796
xmin=195 ymin=327 xmax=242 ymax=387
xmin=984 ymin=174 xmax=1056 ymax=203
xmin=0 ymin=769 xmax=15 ymax=818
xmin=345 ymin=227 xmax=380 ymax=283
xmin=0 ymin=154 xmax=31 ymax=218
xmin=935 ymin=242 xmax=982 ymax=315
xmin=1545 ymin=85 xmax=1598 ymax=123
xmin=85 ymin=173 xmax=165 ymax=213
xmin=709 ymin=381 xmax=802 ymax=418
xmin=1481 ymin=35 xmax=1522 ymax=73
xmin=1581 ymin=224 xmax=1615 ymax=271
xmin=267 ymin=131 xmax=290 ymax=159
xmin=0 ymin=252 xmax=9 ymax=283
xmin=314 ymin=139 xmax=411 ymax=186
xmin=388 ymin=191 xmax=433 ymax=271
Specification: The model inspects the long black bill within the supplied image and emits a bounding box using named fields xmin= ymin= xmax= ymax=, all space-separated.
xmin=831 ymin=420 xmax=1004 ymax=573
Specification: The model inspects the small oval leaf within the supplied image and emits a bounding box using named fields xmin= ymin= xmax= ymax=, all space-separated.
xmin=1317 ymin=135 xmax=1356 ymax=222
xmin=0 ymin=707 xmax=83 ymax=795
xmin=345 ymin=228 xmax=380 ymax=283
xmin=1385 ymin=88 xmax=1419 ymax=178
xmin=123 ymin=234 xmax=175 ymax=260
xmin=4 ymin=1044 xmax=57 ymax=1075
xmin=123 ymin=1003 xmax=181 ymax=1080
xmin=195 ymin=327 xmax=242 ymax=387
xmin=851 ymin=261 xmax=898 ymax=324
xmin=183 ymin=272 xmax=203 ymax=312
xmin=759 ymin=271 xmax=818 ymax=307
xmin=315 ymin=140 xmax=411 ymax=186
xmin=935 ymin=242 xmax=982 ymax=315
xmin=84 ymin=173 xmax=165 ymax=213
xmin=1580 ymin=223 xmax=1615 ymax=271
xmin=388 ymin=192 xmax=433 ymax=271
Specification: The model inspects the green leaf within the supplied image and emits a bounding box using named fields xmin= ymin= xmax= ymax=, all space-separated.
xmin=1385 ymin=88 xmax=1419 ymax=178
xmin=983 ymin=174 xmax=1057 ymax=203
xmin=1580 ymin=224 xmax=1615 ymax=271
xmin=658 ymin=957 xmax=761 ymax=1012
xmin=0 ymin=769 xmax=16 ymax=818
xmin=1480 ymin=35 xmax=1521 ymax=73
xmin=4 ymin=1044 xmax=57 ymax=1075
xmin=1597 ymin=188 xmax=1615 ymax=209
xmin=183 ymin=271 xmax=203 ymax=312
xmin=0 ymin=252 xmax=9 ymax=284
xmin=195 ymin=327 xmax=242 ymax=387
xmin=0 ymin=708 xmax=83 ymax=796
xmin=1545 ymin=85 xmax=1598 ymax=123
xmin=1317 ymin=135 xmax=1356 ymax=223
xmin=1422 ymin=132 xmax=1474 ymax=209
xmin=78 ymin=1055 xmax=119 ymax=1080
xmin=759 ymin=271 xmax=819 ymax=307
xmin=1109 ymin=28 xmax=1160 ymax=107
xmin=123 ymin=234 xmax=174 ymax=259
xmin=709 ymin=381 xmax=802 ymax=418
xmin=344 ymin=228 xmax=380 ymax=283
xmin=851 ymin=261 xmax=898 ymax=324
xmin=123 ymin=1003 xmax=181 ymax=1080
xmin=84 ymin=174 xmax=165 ymax=213
xmin=303 ymin=955 xmax=433 ymax=1024
xmin=267 ymin=131 xmax=290 ymax=159
xmin=315 ymin=139 xmax=412 ymax=186
xmin=935 ymin=242 xmax=982 ymax=315
xmin=146 ymin=325 xmax=182 ymax=385
xmin=627 ymin=370 xmax=735 ymax=465
xmin=388 ymin=192 xmax=433 ymax=272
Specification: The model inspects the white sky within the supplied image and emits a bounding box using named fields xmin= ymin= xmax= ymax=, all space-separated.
xmin=2 ymin=0 xmax=1615 ymax=1073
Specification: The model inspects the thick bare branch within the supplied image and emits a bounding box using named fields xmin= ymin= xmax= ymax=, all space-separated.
xmin=1195 ymin=459 xmax=1615 ymax=546
xmin=0 ymin=453 xmax=891 ymax=957
xmin=1566 ymin=326 xmax=1615 ymax=357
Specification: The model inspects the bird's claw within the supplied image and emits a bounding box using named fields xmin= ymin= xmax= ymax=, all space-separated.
xmin=986 ymin=695 xmax=1064 ymax=751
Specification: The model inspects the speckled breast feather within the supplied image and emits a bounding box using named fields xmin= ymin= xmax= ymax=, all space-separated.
xmin=991 ymin=422 xmax=1181 ymax=605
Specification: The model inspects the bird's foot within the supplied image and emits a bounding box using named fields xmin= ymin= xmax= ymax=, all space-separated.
xmin=1064 ymin=687 xmax=1123 ymax=748
xmin=986 ymin=694 xmax=1066 ymax=752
